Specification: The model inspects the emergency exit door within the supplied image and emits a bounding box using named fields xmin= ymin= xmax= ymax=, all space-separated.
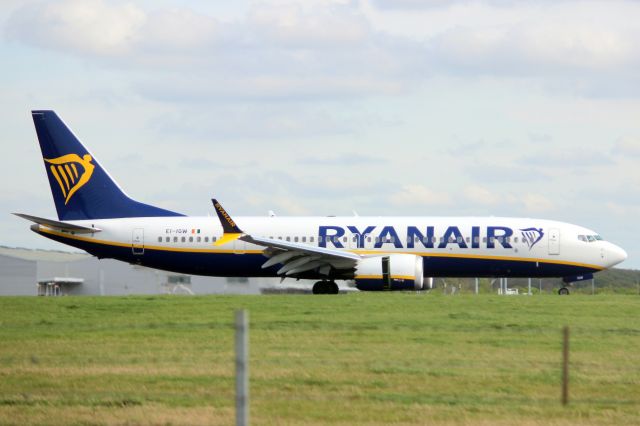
xmin=132 ymin=228 xmax=144 ymax=255
xmin=548 ymin=228 xmax=560 ymax=255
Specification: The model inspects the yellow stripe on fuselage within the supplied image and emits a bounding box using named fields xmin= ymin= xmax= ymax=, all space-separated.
xmin=36 ymin=226 xmax=604 ymax=270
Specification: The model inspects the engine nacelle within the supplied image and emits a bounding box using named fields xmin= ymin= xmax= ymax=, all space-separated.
xmin=354 ymin=254 xmax=424 ymax=291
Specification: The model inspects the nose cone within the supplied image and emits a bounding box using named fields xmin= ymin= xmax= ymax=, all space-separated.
xmin=606 ymin=243 xmax=628 ymax=267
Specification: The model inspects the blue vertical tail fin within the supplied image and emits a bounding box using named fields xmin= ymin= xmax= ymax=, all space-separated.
xmin=32 ymin=110 xmax=183 ymax=220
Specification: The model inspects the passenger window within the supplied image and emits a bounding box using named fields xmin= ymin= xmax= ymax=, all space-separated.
xmin=474 ymin=236 xmax=479 ymax=244
xmin=375 ymin=237 xmax=380 ymax=243
xmin=205 ymin=237 xmax=209 ymax=242
xmin=181 ymin=237 xmax=186 ymax=243
xmin=310 ymin=236 xmax=315 ymax=242
xmin=158 ymin=236 xmax=162 ymax=242
xmin=432 ymin=236 xmax=437 ymax=244
xmin=482 ymin=237 xmax=487 ymax=243
xmin=197 ymin=236 xmax=201 ymax=242
xmin=514 ymin=237 xmax=518 ymax=243
xmin=302 ymin=236 xmax=306 ymax=242
xmin=368 ymin=237 xmax=372 ymax=243
xmin=465 ymin=237 xmax=470 ymax=243
xmin=212 ymin=236 xmax=217 ymax=242
xmin=294 ymin=236 xmax=299 ymax=242
xmin=286 ymin=237 xmax=291 ymax=241
xmin=457 ymin=237 xmax=463 ymax=243
xmin=173 ymin=237 xmax=178 ymax=242
xmin=343 ymin=236 xmax=348 ymax=242
xmin=189 ymin=236 xmax=193 ymax=242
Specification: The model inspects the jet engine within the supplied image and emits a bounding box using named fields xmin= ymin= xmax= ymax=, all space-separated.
xmin=354 ymin=254 xmax=424 ymax=291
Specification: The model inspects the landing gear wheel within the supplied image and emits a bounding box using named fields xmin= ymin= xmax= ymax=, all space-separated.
xmin=312 ymin=281 xmax=339 ymax=295
xmin=312 ymin=281 xmax=324 ymax=294
xmin=558 ymin=287 xmax=570 ymax=295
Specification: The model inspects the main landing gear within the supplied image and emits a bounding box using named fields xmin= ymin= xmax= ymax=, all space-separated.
xmin=558 ymin=287 xmax=570 ymax=295
xmin=312 ymin=281 xmax=339 ymax=295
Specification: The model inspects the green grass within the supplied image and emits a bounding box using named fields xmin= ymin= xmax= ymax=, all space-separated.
xmin=0 ymin=293 xmax=638 ymax=425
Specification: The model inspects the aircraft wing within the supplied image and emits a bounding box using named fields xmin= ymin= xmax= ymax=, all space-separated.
xmin=211 ymin=199 xmax=360 ymax=278
xmin=242 ymin=234 xmax=360 ymax=276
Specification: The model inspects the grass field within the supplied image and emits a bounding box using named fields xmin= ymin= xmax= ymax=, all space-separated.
xmin=0 ymin=293 xmax=638 ymax=425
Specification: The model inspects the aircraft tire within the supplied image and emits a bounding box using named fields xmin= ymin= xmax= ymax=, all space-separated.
xmin=311 ymin=281 xmax=329 ymax=294
xmin=558 ymin=287 xmax=570 ymax=295
xmin=312 ymin=281 xmax=339 ymax=295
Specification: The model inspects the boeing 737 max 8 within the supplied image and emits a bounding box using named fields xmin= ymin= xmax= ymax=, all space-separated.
xmin=15 ymin=111 xmax=627 ymax=294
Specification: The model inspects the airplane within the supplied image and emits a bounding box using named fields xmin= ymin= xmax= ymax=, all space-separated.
xmin=15 ymin=110 xmax=627 ymax=295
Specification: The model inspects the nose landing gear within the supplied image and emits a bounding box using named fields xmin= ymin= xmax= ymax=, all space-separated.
xmin=312 ymin=281 xmax=339 ymax=295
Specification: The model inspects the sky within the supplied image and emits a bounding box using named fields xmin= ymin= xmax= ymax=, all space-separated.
xmin=0 ymin=0 xmax=638 ymax=268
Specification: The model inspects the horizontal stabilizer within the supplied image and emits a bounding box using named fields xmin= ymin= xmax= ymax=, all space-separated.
xmin=13 ymin=213 xmax=101 ymax=234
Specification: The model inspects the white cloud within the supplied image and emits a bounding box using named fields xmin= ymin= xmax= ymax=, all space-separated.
xmin=6 ymin=0 xmax=640 ymax=102
xmin=519 ymin=193 xmax=554 ymax=213
xmin=389 ymin=184 xmax=451 ymax=206
xmin=6 ymin=0 xmax=145 ymax=56
xmin=463 ymin=184 xmax=554 ymax=213
xmin=612 ymin=136 xmax=640 ymax=157
xmin=463 ymin=184 xmax=501 ymax=206
xmin=248 ymin=1 xmax=370 ymax=47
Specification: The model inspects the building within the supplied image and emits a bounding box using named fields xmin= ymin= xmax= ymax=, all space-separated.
xmin=0 ymin=246 xmax=283 ymax=296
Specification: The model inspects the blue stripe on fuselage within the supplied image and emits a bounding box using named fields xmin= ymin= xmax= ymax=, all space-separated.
xmin=35 ymin=229 xmax=599 ymax=279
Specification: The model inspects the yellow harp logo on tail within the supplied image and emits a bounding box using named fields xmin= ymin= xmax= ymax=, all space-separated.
xmin=44 ymin=154 xmax=95 ymax=205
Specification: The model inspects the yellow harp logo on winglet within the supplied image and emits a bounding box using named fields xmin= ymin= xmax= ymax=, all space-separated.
xmin=44 ymin=154 xmax=95 ymax=205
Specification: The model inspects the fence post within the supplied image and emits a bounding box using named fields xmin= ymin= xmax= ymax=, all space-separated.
xmin=235 ymin=310 xmax=249 ymax=426
xmin=562 ymin=326 xmax=569 ymax=406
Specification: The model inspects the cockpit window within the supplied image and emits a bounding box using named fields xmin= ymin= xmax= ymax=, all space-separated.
xmin=578 ymin=234 xmax=604 ymax=243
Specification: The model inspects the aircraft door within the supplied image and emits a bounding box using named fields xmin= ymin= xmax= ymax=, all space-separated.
xmin=132 ymin=228 xmax=144 ymax=255
xmin=548 ymin=228 xmax=560 ymax=255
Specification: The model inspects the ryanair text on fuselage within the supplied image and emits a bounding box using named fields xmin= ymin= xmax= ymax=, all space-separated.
xmin=318 ymin=225 xmax=544 ymax=250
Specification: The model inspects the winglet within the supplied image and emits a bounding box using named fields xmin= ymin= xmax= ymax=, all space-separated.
xmin=211 ymin=199 xmax=243 ymax=246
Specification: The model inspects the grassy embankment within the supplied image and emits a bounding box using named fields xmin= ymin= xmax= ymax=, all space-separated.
xmin=0 ymin=293 xmax=638 ymax=425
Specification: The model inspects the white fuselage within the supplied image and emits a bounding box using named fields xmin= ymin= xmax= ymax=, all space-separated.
xmin=35 ymin=215 xmax=627 ymax=279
